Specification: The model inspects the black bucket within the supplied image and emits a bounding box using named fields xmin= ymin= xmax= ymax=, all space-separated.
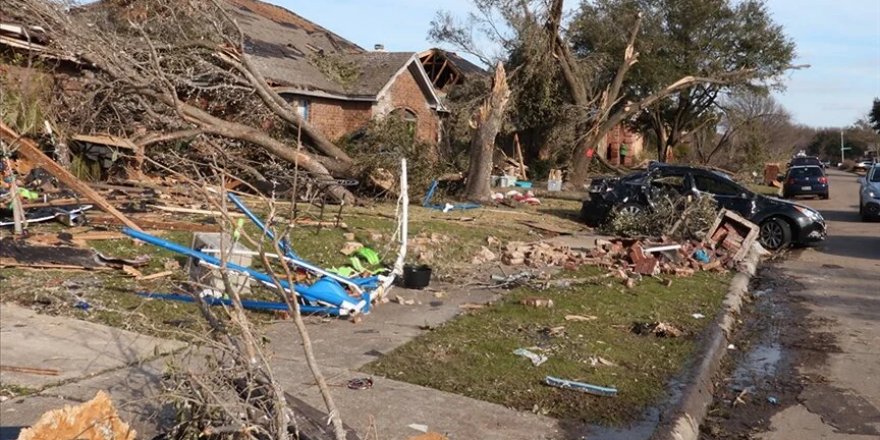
xmin=403 ymin=264 xmax=432 ymax=289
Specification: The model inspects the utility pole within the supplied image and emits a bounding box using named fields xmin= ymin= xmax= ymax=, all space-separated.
xmin=840 ymin=129 xmax=846 ymax=164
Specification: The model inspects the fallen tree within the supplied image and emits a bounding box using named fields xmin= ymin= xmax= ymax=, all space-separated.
xmin=5 ymin=0 xmax=356 ymax=201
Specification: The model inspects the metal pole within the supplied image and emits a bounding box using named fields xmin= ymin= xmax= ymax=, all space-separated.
xmin=841 ymin=130 xmax=845 ymax=163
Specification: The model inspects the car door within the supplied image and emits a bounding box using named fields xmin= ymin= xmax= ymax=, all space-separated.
xmin=692 ymin=174 xmax=754 ymax=217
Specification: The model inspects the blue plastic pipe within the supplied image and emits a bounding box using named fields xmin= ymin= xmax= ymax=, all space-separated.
xmin=122 ymin=228 xmax=365 ymax=313
xmin=227 ymin=193 xmax=297 ymax=259
xmin=136 ymin=292 xmax=339 ymax=315
xmin=226 ymin=193 xmax=379 ymax=293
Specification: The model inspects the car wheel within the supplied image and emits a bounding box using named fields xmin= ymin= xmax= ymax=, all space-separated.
xmin=821 ymin=192 xmax=829 ymax=200
xmin=759 ymin=218 xmax=792 ymax=250
xmin=616 ymin=202 xmax=645 ymax=217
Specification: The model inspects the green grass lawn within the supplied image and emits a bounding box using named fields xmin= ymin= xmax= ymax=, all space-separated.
xmin=364 ymin=267 xmax=732 ymax=425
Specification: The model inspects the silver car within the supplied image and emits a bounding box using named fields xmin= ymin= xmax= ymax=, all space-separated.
xmin=859 ymin=164 xmax=880 ymax=221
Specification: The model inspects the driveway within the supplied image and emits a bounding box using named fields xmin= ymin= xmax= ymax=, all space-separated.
xmin=757 ymin=169 xmax=880 ymax=439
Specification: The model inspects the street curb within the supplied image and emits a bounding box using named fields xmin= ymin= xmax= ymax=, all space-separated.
xmin=651 ymin=243 xmax=766 ymax=440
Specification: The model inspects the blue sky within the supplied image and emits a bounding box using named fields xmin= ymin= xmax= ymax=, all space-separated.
xmin=286 ymin=0 xmax=880 ymax=128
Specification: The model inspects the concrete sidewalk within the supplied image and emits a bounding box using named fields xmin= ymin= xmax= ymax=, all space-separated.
xmin=0 ymin=303 xmax=184 ymax=389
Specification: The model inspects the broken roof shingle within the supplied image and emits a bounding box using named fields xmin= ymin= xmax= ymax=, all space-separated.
xmin=346 ymin=51 xmax=418 ymax=96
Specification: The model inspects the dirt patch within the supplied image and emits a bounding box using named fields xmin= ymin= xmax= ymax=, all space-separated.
xmin=700 ymin=265 xmax=841 ymax=439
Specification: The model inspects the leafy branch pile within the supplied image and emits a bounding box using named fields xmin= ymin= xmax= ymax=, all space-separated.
xmin=606 ymin=194 xmax=719 ymax=240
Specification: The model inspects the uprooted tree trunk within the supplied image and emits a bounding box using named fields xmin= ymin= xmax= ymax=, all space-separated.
xmin=463 ymin=62 xmax=510 ymax=201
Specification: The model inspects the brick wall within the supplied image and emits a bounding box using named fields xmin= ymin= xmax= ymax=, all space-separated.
xmin=304 ymin=96 xmax=372 ymax=141
xmin=379 ymin=68 xmax=439 ymax=144
xmin=285 ymin=67 xmax=440 ymax=146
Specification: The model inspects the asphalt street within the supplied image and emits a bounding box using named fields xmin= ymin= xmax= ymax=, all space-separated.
xmin=759 ymin=169 xmax=880 ymax=439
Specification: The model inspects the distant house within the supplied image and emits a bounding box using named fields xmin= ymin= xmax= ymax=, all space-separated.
xmin=226 ymin=0 xmax=446 ymax=143
xmin=604 ymin=124 xmax=645 ymax=166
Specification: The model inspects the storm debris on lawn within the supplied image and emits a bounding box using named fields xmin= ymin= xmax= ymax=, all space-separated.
xmin=513 ymin=348 xmax=548 ymax=366
xmin=339 ymin=241 xmax=364 ymax=256
xmin=494 ymin=208 xmax=754 ymax=290
xmin=589 ymin=356 xmax=617 ymax=367
xmin=491 ymin=189 xmax=541 ymax=206
xmin=501 ymin=241 xmax=590 ymax=267
xmin=471 ymin=246 xmax=497 ymax=264
xmin=544 ymin=376 xmax=618 ymax=397
xmin=520 ymin=297 xmax=554 ymax=308
xmin=631 ymin=321 xmax=684 ymax=338
xmin=565 ymin=314 xmax=598 ymax=322
xmin=409 ymin=232 xmax=451 ymax=263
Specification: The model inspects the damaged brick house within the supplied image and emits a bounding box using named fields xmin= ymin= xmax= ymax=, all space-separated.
xmin=226 ymin=0 xmax=447 ymax=145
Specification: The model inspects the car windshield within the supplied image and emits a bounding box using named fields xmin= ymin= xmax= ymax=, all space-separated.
xmin=789 ymin=167 xmax=824 ymax=178
xmin=791 ymin=158 xmax=821 ymax=166
xmin=872 ymin=168 xmax=880 ymax=182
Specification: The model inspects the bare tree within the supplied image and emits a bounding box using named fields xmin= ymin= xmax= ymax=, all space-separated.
xmin=431 ymin=0 xmax=761 ymax=190
xmin=691 ymin=90 xmax=808 ymax=170
xmin=6 ymin=0 xmax=356 ymax=201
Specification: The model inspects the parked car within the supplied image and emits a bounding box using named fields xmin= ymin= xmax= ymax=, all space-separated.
xmin=788 ymin=156 xmax=824 ymax=169
xmin=855 ymin=159 xmax=875 ymax=171
xmin=859 ymin=164 xmax=880 ymax=221
xmin=582 ymin=164 xmax=827 ymax=250
xmin=782 ymin=165 xmax=829 ymax=199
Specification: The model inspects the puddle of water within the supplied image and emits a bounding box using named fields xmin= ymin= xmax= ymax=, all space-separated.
xmin=730 ymin=341 xmax=782 ymax=391
xmin=578 ymin=410 xmax=658 ymax=440
xmin=572 ymin=379 xmax=686 ymax=440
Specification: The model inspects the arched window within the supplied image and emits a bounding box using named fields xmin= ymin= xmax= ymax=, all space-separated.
xmin=390 ymin=107 xmax=418 ymax=123
xmin=390 ymin=107 xmax=418 ymax=138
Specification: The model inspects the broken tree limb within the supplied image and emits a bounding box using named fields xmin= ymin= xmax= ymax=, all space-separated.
xmin=0 ymin=365 xmax=61 ymax=376
xmin=463 ymin=61 xmax=511 ymax=201
xmin=0 ymin=122 xmax=143 ymax=231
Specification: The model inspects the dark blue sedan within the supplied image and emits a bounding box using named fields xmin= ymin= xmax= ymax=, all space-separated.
xmin=783 ymin=166 xmax=829 ymax=199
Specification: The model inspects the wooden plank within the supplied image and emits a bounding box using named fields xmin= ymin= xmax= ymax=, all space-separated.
xmin=433 ymin=59 xmax=449 ymax=84
xmin=87 ymin=214 xmax=222 ymax=232
xmin=148 ymin=204 xmax=246 ymax=218
xmin=0 ymin=259 xmax=112 ymax=271
xmin=137 ymin=270 xmax=174 ymax=281
xmin=0 ymin=122 xmax=143 ymax=231
xmin=21 ymin=198 xmax=81 ymax=208
xmin=514 ymin=133 xmax=527 ymax=179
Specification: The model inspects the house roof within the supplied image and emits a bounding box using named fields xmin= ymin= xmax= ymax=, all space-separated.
xmin=347 ymin=51 xmax=419 ymax=96
xmin=227 ymin=0 xmax=442 ymax=108
xmin=425 ymin=49 xmax=487 ymax=77
xmin=418 ymin=48 xmax=487 ymax=92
